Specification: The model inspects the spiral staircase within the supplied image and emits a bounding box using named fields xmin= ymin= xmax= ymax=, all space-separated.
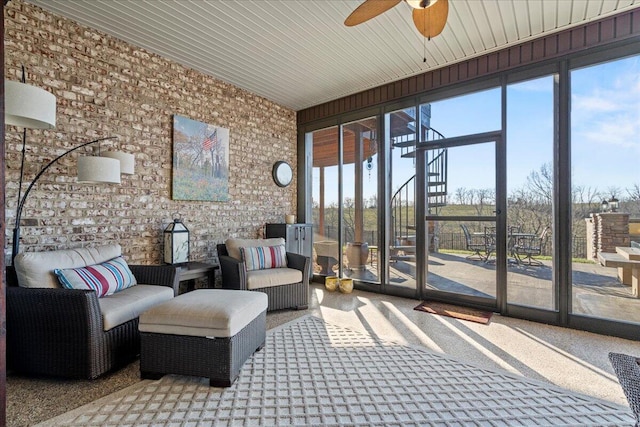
xmin=390 ymin=125 xmax=447 ymax=261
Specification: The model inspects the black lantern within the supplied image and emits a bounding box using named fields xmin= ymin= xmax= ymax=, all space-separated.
xmin=601 ymin=199 xmax=609 ymax=212
xmin=164 ymin=216 xmax=189 ymax=264
xmin=609 ymin=196 xmax=619 ymax=212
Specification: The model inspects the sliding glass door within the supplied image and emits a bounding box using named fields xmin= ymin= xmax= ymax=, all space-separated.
xmin=311 ymin=126 xmax=340 ymax=278
xmin=310 ymin=118 xmax=379 ymax=285
xmin=386 ymin=106 xmax=418 ymax=293
xmin=506 ymin=76 xmax=555 ymax=311
xmin=419 ymin=88 xmax=502 ymax=308
xmin=341 ymin=117 xmax=379 ymax=284
xmin=570 ymin=55 xmax=640 ymax=325
xmin=423 ymin=140 xmax=498 ymax=304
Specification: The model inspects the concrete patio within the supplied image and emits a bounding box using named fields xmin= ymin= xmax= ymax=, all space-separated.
xmin=341 ymin=251 xmax=640 ymax=325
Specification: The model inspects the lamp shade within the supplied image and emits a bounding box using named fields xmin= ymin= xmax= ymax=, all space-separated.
xmin=77 ymin=156 xmax=121 ymax=184
xmin=5 ymin=80 xmax=56 ymax=129
xmin=102 ymin=150 xmax=135 ymax=174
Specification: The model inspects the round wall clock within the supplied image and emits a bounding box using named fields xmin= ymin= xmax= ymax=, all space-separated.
xmin=272 ymin=161 xmax=293 ymax=187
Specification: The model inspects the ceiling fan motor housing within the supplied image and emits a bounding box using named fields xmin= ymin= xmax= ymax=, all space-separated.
xmin=406 ymin=0 xmax=433 ymax=8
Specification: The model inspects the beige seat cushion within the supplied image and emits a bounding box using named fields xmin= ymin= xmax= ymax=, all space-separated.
xmin=139 ymin=289 xmax=268 ymax=338
xmin=14 ymin=244 xmax=123 ymax=289
xmin=99 ymin=284 xmax=174 ymax=331
xmin=246 ymin=268 xmax=302 ymax=290
xmin=225 ymin=238 xmax=285 ymax=260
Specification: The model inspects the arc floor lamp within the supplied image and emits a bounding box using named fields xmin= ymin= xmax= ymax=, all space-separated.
xmin=5 ymin=67 xmax=134 ymax=261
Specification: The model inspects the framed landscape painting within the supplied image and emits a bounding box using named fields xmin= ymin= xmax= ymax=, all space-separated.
xmin=172 ymin=115 xmax=229 ymax=201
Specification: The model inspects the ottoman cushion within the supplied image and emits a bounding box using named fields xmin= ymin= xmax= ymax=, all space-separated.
xmin=139 ymin=289 xmax=267 ymax=337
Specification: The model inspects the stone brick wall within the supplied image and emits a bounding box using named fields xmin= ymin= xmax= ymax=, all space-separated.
xmin=3 ymin=1 xmax=297 ymax=265
xmin=589 ymin=213 xmax=630 ymax=258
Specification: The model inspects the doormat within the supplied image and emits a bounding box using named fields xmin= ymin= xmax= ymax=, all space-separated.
xmin=414 ymin=301 xmax=493 ymax=324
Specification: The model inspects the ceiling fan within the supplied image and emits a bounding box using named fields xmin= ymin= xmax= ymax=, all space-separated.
xmin=344 ymin=0 xmax=449 ymax=39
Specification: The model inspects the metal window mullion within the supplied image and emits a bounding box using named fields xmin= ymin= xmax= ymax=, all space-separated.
xmin=496 ymin=79 xmax=508 ymax=314
xmin=555 ymin=60 xmax=572 ymax=324
xmin=338 ymin=123 xmax=344 ymax=278
xmin=415 ymin=100 xmax=427 ymax=301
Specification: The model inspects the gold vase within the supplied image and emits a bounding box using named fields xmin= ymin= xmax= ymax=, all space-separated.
xmin=325 ymin=276 xmax=339 ymax=292
xmin=339 ymin=278 xmax=353 ymax=293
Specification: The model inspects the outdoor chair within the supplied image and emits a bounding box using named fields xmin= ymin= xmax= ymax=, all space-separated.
xmin=483 ymin=226 xmax=497 ymax=262
xmin=461 ymin=224 xmax=489 ymax=261
xmin=512 ymin=226 xmax=549 ymax=266
xmin=608 ymin=352 xmax=640 ymax=426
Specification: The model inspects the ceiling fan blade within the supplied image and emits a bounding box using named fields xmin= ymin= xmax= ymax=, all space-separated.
xmin=344 ymin=0 xmax=402 ymax=26
xmin=412 ymin=0 xmax=448 ymax=38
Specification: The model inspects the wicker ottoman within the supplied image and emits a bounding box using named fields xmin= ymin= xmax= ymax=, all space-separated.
xmin=139 ymin=289 xmax=268 ymax=387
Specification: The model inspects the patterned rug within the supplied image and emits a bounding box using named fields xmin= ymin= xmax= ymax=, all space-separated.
xmin=39 ymin=316 xmax=632 ymax=426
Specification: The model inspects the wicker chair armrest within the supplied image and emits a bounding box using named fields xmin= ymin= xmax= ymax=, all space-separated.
xmin=5 ymin=265 xmax=18 ymax=287
xmin=609 ymin=352 xmax=640 ymax=423
xmin=7 ymin=286 xmax=104 ymax=340
xmin=287 ymin=252 xmax=311 ymax=283
xmin=129 ymin=264 xmax=179 ymax=296
xmin=219 ymin=255 xmax=248 ymax=290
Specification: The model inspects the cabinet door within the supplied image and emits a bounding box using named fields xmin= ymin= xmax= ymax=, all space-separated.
xmin=285 ymin=225 xmax=299 ymax=253
xmin=298 ymin=225 xmax=313 ymax=258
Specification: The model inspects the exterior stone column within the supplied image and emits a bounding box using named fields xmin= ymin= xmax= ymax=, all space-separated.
xmin=596 ymin=212 xmax=630 ymax=255
xmin=585 ymin=215 xmax=597 ymax=260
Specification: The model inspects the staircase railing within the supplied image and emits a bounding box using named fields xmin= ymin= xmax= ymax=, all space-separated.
xmin=391 ymin=174 xmax=416 ymax=249
xmin=390 ymin=128 xmax=447 ymax=256
xmin=427 ymin=148 xmax=447 ymax=211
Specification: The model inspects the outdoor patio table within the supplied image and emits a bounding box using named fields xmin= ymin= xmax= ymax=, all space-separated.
xmin=616 ymin=246 xmax=640 ymax=284
xmin=598 ymin=249 xmax=640 ymax=298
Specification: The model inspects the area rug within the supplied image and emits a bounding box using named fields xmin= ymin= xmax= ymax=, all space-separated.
xmin=39 ymin=316 xmax=631 ymax=426
xmin=414 ymin=300 xmax=494 ymax=324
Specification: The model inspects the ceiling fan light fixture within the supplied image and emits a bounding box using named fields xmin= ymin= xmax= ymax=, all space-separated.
xmin=406 ymin=0 xmax=434 ymax=9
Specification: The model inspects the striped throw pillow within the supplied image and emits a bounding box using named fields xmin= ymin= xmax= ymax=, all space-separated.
xmin=54 ymin=256 xmax=137 ymax=297
xmin=240 ymin=245 xmax=287 ymax=271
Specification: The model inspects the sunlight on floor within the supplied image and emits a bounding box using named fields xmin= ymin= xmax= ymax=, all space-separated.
xmin=307 ymin=284 xmax=640 ymax=407
xmin=425 ymin=315 xmax=527 ymax=375
xmin=380 ymin=301 xmax=444 ymax=352
xmin=510 ymin=326 xmax=620 ymax=384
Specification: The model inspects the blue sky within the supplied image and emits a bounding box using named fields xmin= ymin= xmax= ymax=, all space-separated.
xmin=571 ymin=56 xmax=640 ymax=197
xmin=314 ymin=54 xmax=640 ymax=205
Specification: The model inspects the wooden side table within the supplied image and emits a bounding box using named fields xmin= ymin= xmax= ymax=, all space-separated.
xmin=176 ymin=261 xmax=219 ymax=294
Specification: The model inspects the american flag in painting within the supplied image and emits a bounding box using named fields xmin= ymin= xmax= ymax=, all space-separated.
xmin=202 ymin=130 xmax=217 ymax=151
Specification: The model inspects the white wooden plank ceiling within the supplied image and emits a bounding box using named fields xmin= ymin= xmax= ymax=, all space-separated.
xmin=25 ymin=0 xmax=640 ymax=111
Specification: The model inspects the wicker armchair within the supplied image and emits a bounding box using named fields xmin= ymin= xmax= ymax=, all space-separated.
xmin=217 ymin=242 xmax=309 ymax=311
xmin=609 ymin=352 xmax=640 ymax=426
xmin=6 ymin=264 xmax=179 ymax=379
